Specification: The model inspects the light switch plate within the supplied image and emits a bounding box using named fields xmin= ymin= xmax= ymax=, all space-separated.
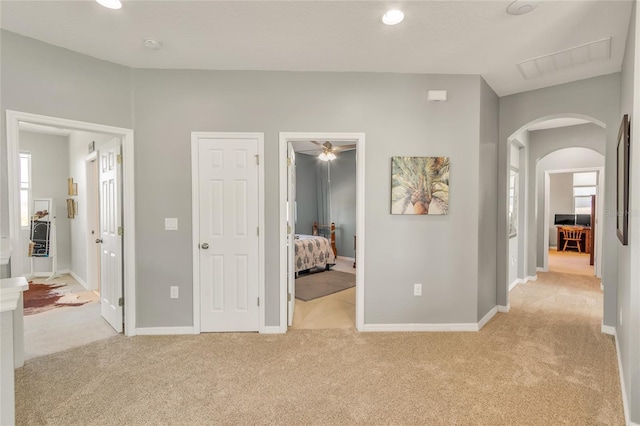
xmin=165 ymin=218 xmax=178 ymax=230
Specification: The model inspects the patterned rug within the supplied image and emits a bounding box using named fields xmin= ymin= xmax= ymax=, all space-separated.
xmin=23 ymin=282 xmax=92 ymax=315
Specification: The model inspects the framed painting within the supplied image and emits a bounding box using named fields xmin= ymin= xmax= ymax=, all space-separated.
xmin=617 ymin=114 xmax=630 ymax=245
xmin=391 ymin=156 xmax=450 ymax=215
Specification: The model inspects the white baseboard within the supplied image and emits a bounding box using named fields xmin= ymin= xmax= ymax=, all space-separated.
xmin=477 ymin=307 xmax=497 ymax=330
xmin=536 ymin=267 xmax=547 ymax=272
xmin=260 ymin=326 xmax=284 ymax=334
xmin=363 ymin=322 xmax=479 ymax=332
xmin=135 ymin=327 xmax=196 ymax=335
xmin=509 ymin=280 xmax=519 ymax=291
xmin=525 ymin=275 xmax=537 ymax=282
xmin=612 ymin=329 xmax=635 ymax=426
xmin=601 ymin=324 xmax=615 ymax=335
xmin=339 ymin=256 xmax=355 ymax=262
xmin=69 ymin=271 xmax=88 ymax=290
xmin=600 ymin=282 xmax=604 ymax=291
xmin=497 ymin=304 xmax=510 ymax=313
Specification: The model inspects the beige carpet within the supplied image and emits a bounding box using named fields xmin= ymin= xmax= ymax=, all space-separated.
xmin=15 ymin=272 xmax=623 ymax=425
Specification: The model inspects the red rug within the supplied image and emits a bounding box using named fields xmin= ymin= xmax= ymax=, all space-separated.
xmin=23 ymin=282 xmax=91 ymax=315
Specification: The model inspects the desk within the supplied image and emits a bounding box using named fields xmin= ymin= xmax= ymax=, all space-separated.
xmin=556 ymin=226 xmax=592 ymax=254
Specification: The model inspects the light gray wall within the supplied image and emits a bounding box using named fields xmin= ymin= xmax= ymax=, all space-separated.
xmin=530 ymin=126 xmax=605 ymax=268
xmin=294 ymin=153 xmax=318 ymax=235
xmin=477 ymin=78 xmax=498 ymax=320
xmin=328 ymin=150 xmax=356 ymax=259
xmin=499 ymin=74 xmax=621 ymax=327
xmin=548 ymin=173 xmax=574 ymax=247
xmin=0 ymin=31 xmax=133 ymax=272
xmin=133 ymin=69 xmax=489 ymax=327
xmin=19 ymin=131 xmax=71 ymax=274
xmin=619 ymin=1 xmax=639 ymax=421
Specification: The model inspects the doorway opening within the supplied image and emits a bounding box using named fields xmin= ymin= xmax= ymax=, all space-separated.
xmin=279 ymin=132 xmax=365 ymax=332
xmin=6 ymin=111 xmax=136 ymax=351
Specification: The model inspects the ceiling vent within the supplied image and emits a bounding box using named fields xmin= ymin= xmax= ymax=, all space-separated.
xmin=517 ymin=37 xmax=611 ymax=79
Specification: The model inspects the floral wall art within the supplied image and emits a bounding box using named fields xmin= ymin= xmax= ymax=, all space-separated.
xmin=391 ymin=156 xmax=450 ymax=215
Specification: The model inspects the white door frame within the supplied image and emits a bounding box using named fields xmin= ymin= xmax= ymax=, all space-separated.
xmin=542 ymin=166 xmax=604 ymax=277
xmin=6 ymin=110 xmax=136 ymax=336
xmin=191 ymin=132 xmax=266 ymax=334
xmin=279 ymin=132 xmax=366 ymax=332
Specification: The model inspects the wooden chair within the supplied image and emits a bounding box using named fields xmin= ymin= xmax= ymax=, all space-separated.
xmin=561 ymin=226 xmax=584 ymax=253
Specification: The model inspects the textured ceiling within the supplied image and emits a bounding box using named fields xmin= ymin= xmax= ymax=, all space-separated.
xmin=0 ymin=0 xmax=633 ymax=96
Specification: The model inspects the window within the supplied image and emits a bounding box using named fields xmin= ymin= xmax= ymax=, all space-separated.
xmin=573 ymin=172 xmax=596 ymax=215
xmin=19 ymin=152 xmax=31 ymax=228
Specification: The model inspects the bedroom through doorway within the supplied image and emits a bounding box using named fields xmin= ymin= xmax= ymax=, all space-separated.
xmin=280 ymin=132 xmax=365 ymax=331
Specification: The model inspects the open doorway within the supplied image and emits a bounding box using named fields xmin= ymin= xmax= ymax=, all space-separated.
xmin=289 ymin=140 xmax=357 ymax=329
xmin=279 ymin=132 xmax=365 ymax=332
xmin=6 ymin=111 xmax=137 ymax=358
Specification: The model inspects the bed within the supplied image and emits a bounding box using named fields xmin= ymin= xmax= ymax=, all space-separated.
xmin=294 ymin=235 xmax=336 ymax=273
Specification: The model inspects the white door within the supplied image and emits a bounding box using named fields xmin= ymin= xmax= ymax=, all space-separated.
xmin=287 ymin=144 xmax=296 ymax=326
xmin=198 ymin=137 xmax=260 ymax=332
xmin=98 ymin=139 xmax=123 ymax=332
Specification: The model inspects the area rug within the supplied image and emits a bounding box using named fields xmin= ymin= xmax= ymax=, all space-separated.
xmin=23 ymin=282 xmax=91 ymax=315
xmin=295 ymin=270 xmax=355 ymax=301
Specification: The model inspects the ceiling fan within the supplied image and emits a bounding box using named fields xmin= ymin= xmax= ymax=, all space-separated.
xmin=298 ymin=141 xmax=357 ymax=161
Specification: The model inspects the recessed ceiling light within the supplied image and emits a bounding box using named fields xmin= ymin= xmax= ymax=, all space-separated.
xmin=96 ymin=0 xmax=122 ymax=10
xmin=144 ymin=38 xmax=163 ymax=50
xmin=506 ymin=0 xmax=538 ymax=15
xmin=382 ymin=10 xmax=404 ymax=25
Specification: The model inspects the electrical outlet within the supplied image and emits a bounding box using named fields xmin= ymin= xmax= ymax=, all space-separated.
xmin=170 ymin=286 xmax=179 ymax=299
xmin=413 ymin=283 xmax=422 ymax=296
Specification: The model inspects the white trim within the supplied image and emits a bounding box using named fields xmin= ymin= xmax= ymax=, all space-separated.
xmin=190 ymin=132 xmax=266 ymax=334
xmin=600 ymin=324 xmax=615 ymax=335
xmin=536 ymin=267 xmax=546 ymax=272
xmin=279 ymin=132 xmax=366 ymax=332
xmin=509 ymin=280 xmax=519 ymax=291
xmin=69 ymin=271 xmax=88 ymax=291
xmin=363 ymin=323 xmax=480 ymax=332
xmin=477 ymin=307 xmax=498 ymax=330
xmin=260 ymin=326 xmax=284 ymax=334
xmin=497 ymin=304 xmax=511 ymax=313
xmin=135 ymin=327 xmax=196 ymax=335
xmin=612 ymin=329 xmax=634 ymax=426
xmin=525 ymin=275 xmax=537 ymax=282
xmin=6 ymin=110 xmax=136 ymax=336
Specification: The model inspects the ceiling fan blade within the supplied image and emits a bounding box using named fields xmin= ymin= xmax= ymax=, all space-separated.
xmin=332 ymin=144 xmax=357 ymax=152
xmin=310 ymin=141 xmax=325 ymax=148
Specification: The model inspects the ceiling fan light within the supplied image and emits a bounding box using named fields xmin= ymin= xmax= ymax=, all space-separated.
xmin=96 ymin=0 xmax=122 ymax=9
xmin=319 ymin=152 xmax=329 ymax=161
xmin=327 ymin=152 xmax=336 ymax=161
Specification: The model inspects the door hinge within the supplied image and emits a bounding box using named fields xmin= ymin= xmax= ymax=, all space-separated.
xmin=287 ymin=157 xmax=292 ymax=166
xmin=287 ymin=225 xmax=292 ymax=234
xmin=257 ymin=297 xmax=260 ymax=307
xmin=117 ymin=154 xmax=123 ymax=164
xmin=118 ymin=226 xmax=124 ymax=236
xmin=257 ymin=226 xmax=259 ymax=236
xmin=288 ymin=292 xmax=292 ymax=302
xmin=118 ymin=297 xmax=124 ymax=307
xmin=255 ymin=155 xmax=259 ymax=165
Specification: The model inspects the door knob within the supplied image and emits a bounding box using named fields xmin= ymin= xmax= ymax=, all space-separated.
xmin=201 ymin=243 xmax=209 ymax=250
xmin=95 ymin=238 xmax=103 ymax=244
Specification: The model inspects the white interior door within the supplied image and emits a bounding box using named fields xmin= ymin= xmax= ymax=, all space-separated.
xmin=199 ymin=137 xmax=260 ymax=332
xmin=287 ymin=144 xmax=296 ymax=326
xmin=98 ymin=139 xmax=123 ymax=333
